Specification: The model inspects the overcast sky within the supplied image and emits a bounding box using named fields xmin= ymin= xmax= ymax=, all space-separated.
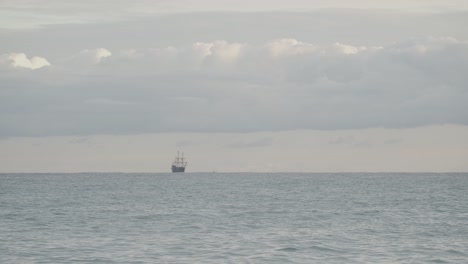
xmin=1 ymin=1 xmax=467 ymax=172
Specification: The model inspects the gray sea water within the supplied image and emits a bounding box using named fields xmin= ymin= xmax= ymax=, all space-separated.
xmin=1 ymin=173 xmax=467 ymax=263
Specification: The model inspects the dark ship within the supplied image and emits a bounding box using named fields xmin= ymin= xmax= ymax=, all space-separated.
xmin=171 ymin=151 xmax=187 ymax=173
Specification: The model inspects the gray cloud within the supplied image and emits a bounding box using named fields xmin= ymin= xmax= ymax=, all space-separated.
xmin=1 ymin=7 xmax=468 ymax=137
xmin=2 ymin=10 xmax=468 ymax=56
xmin=2 ymin=0 xmax=468 ymax=26
xmin=1 ymin=37 xmax=468 ymax=137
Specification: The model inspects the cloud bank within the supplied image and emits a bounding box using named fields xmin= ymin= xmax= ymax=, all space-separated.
xmin=1 ymin=37 xmax=467 ymax=137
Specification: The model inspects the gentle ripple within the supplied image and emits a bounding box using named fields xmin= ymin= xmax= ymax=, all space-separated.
xmin=1 ymin=173 xmax=467 ymax=263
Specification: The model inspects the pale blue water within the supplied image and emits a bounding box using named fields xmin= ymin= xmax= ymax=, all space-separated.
xmin=1 ymin=173 xmax=467 ymax=263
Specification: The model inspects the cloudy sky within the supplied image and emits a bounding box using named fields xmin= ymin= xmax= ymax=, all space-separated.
xmin=1 ymin=0 xmax=467 ymax=172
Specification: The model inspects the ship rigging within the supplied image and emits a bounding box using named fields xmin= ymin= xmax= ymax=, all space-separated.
xmin=172 ymin=151 xmax=187 ymax=173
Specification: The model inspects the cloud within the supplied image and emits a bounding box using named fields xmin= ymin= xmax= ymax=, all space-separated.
xmin=64 ymin=48 xmax=112 ymax=66
xmin=266 ymin=38 xmax=318 ymax=57
xmin=2 ymin=0 xmax=468 ymax=30
xmin=82 ymin=48 xmax=112 ymax=63
xmin=118 ymin=49 xmax=142 ymax=59
xmin=1 ymin=53 xmax=50 ymax=69
xmin=0 ymin=37 xmax=467 ymax=137
xmin=333 ymin=42 xmax=369 ymax=55
xmin=2 ymin=10 xmax=467 ymax=56
xmin=191 ymin=40 xmax=245 ymax=64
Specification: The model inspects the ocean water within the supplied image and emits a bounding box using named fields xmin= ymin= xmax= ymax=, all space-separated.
xmin=1 ymin=173 xmax=467 ymax=263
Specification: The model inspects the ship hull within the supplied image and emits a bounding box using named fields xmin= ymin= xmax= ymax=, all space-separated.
xmin=172 ymin=165 xmax=185 ymax=173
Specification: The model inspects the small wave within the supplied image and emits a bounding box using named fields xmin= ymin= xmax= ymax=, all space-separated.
xmin=276 ymin=247 xmax=298 ymax=252
xmin=2 ymin=213 xmax=20 ymax=220
xmin=310 ymin=245 xmax=342 ymax=253
xmin=429 ymin=259 xmax=449 ymax=263
xmin=446 ymin=249 xmax=467 ymax=256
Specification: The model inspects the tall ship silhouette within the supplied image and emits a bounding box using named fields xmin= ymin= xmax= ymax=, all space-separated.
xmin=172 ymin=151 xmax=187 ymax=173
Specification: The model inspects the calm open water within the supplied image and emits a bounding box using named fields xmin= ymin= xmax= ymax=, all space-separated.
xmin=1 ymin=173 xmax=467 ymax=263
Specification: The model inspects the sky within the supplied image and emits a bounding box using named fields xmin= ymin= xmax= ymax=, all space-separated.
xmin=1 ymin=0 xmax=467 ymax=172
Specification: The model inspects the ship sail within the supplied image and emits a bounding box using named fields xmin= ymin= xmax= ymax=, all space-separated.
xmin=172 ymin=151 xmax=187 ymax=173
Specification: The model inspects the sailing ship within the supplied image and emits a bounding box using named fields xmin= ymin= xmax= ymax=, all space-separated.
xmin=172 ymin=151 xmax=187 ymax=173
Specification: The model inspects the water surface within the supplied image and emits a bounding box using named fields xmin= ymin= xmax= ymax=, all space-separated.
xmin=1 ymin=173 xmax=467 ymax=263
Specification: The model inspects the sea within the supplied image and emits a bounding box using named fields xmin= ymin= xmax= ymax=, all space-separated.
xmin=1 ymin=173 xmax=467 ymax=263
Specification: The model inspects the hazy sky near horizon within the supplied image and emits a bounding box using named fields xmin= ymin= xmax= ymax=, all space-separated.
xmin=1 ymin=1 xmax=467 ymax=172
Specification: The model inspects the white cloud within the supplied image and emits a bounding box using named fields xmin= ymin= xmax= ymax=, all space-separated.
xmin=91 ymin=48 xmax=112 ymax=63
xmin=210 ymin=41 xmax=244 ymax=63
xmin=266 ymin=38 xmax=318 ymax=57
xmin=55 ymin=48 xmax=112 ymax=69
xmin=390 ymin=37 xmax=467 ymax=55
xmin=77 ymin=48 xmax=112 ymax=64
xmin=1 ymin=53 xmax=50 ymax=69
xmin=192 ymin=40 xmax=245 ymax=63
xmin=333 ymin=43 xmax=367 ymax=55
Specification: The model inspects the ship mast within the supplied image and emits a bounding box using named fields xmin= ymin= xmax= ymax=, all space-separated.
xmin=181 ymin=152 xmax=187 ymax=166
xmin=173 ymin=151 xmax=187 ymax=167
